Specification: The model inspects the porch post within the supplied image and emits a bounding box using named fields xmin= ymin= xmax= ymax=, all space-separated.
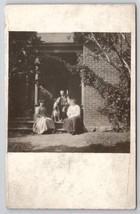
xmin=25 ymin=74 xmax=29 ymax=114
xmin=34 ymin=71 xmax=39 ymax=107
xmin=80 ymin=69 xmax=85 ymax=122
xmin=80 ymin=69 xmax=85 ymax=108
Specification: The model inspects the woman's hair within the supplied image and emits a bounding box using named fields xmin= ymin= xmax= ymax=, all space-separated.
xmin=70 ymin=98 xmax=76 ymax=104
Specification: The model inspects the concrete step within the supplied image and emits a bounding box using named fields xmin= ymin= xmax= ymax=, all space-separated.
xmin=8 ymin=127 xmax=66 ymax=133
xmin=8 ymin=127 xmax=33 ymax=131
xmin=8 ymin=118 xmax=65 ymax=133
xmin=54 ymin=128 xmax=66 ymax=133
xmin=8 ymin=122 xmax=33 ymax=129
xmin=9 ymin=121 xmax=63 ymax=127
xmin=9 ymin=120 xmax=34 ymax=124
xmin=54 ymin=121 xmax=63 ymax=129
xmin=8 ymin=117 xmax=31 ymax=121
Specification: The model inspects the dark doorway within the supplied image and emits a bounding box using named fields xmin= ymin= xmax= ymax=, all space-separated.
xmin=39 ymin=52 xmax=81 ymax=114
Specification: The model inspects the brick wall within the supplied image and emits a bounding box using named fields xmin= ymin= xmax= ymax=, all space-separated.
xmin=83 ymin=45 xmax=120 ymax=131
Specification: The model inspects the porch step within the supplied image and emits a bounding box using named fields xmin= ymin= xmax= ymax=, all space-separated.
xmin=9 ymin=120 xmax=33 ymax=123
xmin=8 ymin=127 xmax=33 ymax=131
xmin=55 ymin=128 xmax=66 ymax=133
xmin=8 ymin=120 xmax=34 ymax=129
xmin=8 ymin=118 xmax=65 ymax=133
xmin=55 ymin=121 xmax=63 ymax=129
xmin=9 ymin=127 xmax=66 ymax=132
xmin=9 ymin=117 xmax=31 ymax=120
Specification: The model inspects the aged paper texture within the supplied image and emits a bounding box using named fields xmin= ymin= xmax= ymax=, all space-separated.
xmin=5 ymin=4 xmax=136 ymax=209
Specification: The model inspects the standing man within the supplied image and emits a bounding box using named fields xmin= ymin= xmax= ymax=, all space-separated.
xmin=56 ymin=90 xmax=70 ymax=121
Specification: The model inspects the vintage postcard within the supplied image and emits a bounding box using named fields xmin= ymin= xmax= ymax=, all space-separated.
xmin=5 ymin=4 xmax=136 ymax=209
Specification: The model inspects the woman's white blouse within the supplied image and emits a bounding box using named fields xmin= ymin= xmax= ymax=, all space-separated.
xmin=67 ymin=104 xmax=81 ymax=118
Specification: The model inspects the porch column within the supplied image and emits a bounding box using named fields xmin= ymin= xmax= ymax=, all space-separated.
xmin=80 ymin=69 xmax=85 ymax=122
xmin=80 ymin=69 xmax=85 ymax=108
xmin=25 ymin=74 xmax=29 ymax=113
xmin=34 ymin=71 xmax=39 ymax=107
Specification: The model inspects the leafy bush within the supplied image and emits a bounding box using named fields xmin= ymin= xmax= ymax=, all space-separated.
xmin=81 ymin=65 xmax=130 ymax=130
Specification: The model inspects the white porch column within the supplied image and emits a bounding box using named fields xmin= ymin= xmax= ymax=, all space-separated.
xmin=80 ymin=69 xmax=85 ymax=108
xmin=34 ymin=71 xmax=39 ymax=107
xmin=80 ymin=69 xmax=85 ymax=123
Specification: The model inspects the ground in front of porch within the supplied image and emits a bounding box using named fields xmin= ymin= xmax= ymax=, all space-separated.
xmin=8 ymin=131 xmax=130 ymax=153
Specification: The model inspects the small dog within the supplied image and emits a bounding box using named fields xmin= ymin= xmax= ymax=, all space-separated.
xmin=52 ymin=101 xmax=60 ymax=122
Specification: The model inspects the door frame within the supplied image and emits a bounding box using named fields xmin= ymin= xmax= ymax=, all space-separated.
xmin=33 ymin=43 xmax=83 ymax=107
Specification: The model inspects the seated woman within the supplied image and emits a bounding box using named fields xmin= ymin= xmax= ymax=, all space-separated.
xmin=63 ymin=99 xmax=84 ymax=135
xmin=33 ymin=100 xmax=55 ymax=134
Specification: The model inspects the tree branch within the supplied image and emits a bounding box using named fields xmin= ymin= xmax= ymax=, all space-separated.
xmin=121 ymin=33 xmax=131 ymax=48
xmin=122 ymin=58 xmax=131 ymax=73
xmin=87 ymin=34 xmax=111 ymax=63
xmin=112 ymin=45 xmax=131 ymax=74
xmin=85 ymin=33 xmax=131 ymax=75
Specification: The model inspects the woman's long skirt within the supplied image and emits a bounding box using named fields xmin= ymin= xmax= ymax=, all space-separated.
xmin=33 ymin=117 xmax=55 ymax=134
xmin=63 ymin=116 xmax=84 ymax=134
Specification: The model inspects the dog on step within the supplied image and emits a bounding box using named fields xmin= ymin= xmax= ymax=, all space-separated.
xmin=52 ymin=100 xmax=60 ymax=122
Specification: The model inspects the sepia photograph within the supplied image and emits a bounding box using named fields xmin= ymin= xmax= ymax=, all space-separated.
xmin=5 ymin=4 xmax=135 ymax=209
xmin=8 ymin=32 xmax=131 ymax=153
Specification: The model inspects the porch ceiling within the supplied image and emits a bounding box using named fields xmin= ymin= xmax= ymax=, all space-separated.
xmin=27 ymin=43 xmax=83 ymax=53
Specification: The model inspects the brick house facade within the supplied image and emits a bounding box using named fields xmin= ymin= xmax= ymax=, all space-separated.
xmin=82 ymin=45 xmax=120 ymax=131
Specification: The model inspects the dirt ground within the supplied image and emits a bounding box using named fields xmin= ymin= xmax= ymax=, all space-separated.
xmin=8 ymin=131 xmax=130 ymax=153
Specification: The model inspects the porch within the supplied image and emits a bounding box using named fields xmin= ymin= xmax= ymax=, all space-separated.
xmin=8 ymin=43 xmax=83 ymax=132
